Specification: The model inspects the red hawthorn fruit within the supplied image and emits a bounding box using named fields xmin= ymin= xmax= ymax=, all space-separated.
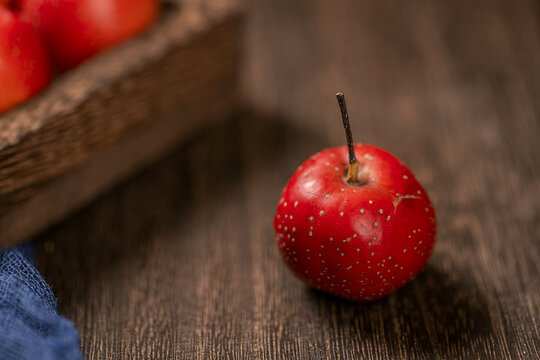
xmin=20 ymin=0 xmax=159 ymax=71
xmin=274 ymin=93 xmax=437 ymax=301
xmin=0 ymin=6 xmax=51 ymax=115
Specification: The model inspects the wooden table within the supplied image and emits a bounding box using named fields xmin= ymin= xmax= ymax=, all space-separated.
xmin=35 ymin=0 xmax=539 ymax=358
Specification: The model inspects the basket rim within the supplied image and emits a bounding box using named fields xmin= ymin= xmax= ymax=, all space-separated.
xmin=0 ymin=0 xmax=241 ymax=152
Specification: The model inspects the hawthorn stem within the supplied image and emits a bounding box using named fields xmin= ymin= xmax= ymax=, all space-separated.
xmin=336 ymin=92 xmax=360 ymax=185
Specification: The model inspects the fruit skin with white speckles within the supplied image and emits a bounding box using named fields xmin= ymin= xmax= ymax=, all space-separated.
xmin=274 ymin=144 xmax=436 ymax=301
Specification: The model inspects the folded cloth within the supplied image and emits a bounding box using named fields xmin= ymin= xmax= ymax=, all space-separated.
xmin=0 ymin=245 xmax=82 ymax=360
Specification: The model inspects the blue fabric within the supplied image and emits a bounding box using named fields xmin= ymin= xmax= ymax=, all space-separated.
xmin=0 ymin=245 xmax=83 ymax=360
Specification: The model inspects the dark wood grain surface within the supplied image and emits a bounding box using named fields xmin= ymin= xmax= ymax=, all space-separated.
xmin=35 ymin=0 xmax=539 ymax=359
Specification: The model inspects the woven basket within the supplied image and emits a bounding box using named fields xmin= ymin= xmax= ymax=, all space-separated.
xmin=0 ymin=0 xmax=243 ymax=247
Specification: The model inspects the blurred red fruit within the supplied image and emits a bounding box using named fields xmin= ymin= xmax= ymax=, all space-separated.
xmin=0 ymin=6 xmax=51 ymax=115
xmin=20 ymin=0 xmax=159 ymax=71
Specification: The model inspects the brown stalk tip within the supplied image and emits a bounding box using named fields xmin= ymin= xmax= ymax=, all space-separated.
xmin=335 ymin=92 xmax=360 ymax=185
